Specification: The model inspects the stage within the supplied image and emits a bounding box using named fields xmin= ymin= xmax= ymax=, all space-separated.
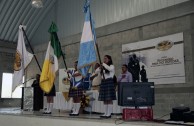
xmin=0 ymin=107 xmax=189 ymax=126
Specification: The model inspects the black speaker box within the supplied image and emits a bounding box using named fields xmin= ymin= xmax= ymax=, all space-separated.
xmin=172 ymin=107 xmax=190 ymax=114
xmin=170 ymin=112 xmax=184 ymax=121
xmin=170 ymin=107 xmax=190 ymax=121
xmin=183 ymin=111 xmax=194 ymax=122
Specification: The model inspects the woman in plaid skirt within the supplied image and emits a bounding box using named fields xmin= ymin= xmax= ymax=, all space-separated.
xmin=67 ymin=61 xmax=83 ymax=116
xmin=99 ymin=55 xmax=116 ymax=118
xmin=43 ymin=84 xmax=56 ymax=114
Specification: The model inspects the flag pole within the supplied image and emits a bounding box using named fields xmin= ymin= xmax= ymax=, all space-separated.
xmin=95 ymin=43 xmax=105 ymax=80
xmin=61 ymin=51 xmax=68 ymax=70
xmin=61 ymin=50 xmax=70 ymax=78
xmin=87 ymin=2 xmax=105 ymax=80
xmin=21 ymin=27 xmax=42 ymax=72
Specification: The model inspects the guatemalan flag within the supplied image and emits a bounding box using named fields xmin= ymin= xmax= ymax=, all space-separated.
xmin=77 ymin=0 xmax=97 ymax=77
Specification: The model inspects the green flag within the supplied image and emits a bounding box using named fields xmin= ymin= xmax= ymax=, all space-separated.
xmin=40 ymin=22 xmax=63 ymax=93
xmin=49 ymin=22 xmax=62 ymax=58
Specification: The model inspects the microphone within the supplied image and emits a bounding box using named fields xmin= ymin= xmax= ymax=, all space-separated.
xmin=22 ymin=77 xmax=35 ymax=84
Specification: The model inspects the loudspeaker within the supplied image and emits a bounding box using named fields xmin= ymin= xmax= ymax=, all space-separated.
xmin=183 ymin=111 xmax=194 ymax=122
xmin=170 ymin=107 xmax=190 ymax=121
xmin=172 ymin=107 xmax=190 ymax=114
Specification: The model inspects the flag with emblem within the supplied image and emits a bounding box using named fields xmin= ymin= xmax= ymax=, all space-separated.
xmin=40 ymin=22 xmax=62 ymax=93
xmin=12 ymin=25 xmax=33 ymax=92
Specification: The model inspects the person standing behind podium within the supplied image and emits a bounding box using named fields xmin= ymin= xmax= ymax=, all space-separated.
xmin=117 ymin=64 xmax=133 ymax=83
xmin=31 ymin=74 xmax=43 ymax=111
xmin=99 ymin=55 xmax=116 ymax=118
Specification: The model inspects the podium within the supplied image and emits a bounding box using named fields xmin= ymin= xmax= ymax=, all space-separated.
xmin=21 ymin=87 xmax=33 ymax=111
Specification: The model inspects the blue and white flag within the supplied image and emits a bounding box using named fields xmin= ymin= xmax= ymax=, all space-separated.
xmin=78 ymin=0 xmax=97 ymax=77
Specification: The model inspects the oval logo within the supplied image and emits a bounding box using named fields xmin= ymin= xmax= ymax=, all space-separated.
xmin=14 ymin=51 xmax=21 ymax=71
xmin=49 ymin=55 xmax=54 ymax=64
xmin=156 ymin=40 xmax=173 ymax=51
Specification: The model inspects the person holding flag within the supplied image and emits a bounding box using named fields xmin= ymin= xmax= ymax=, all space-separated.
xmin=69 ymin=0 xmax=97 ymax=116
xmin=98 ymin=55 xmax=116 ymax=118
xmin=40 ymin=22 xmax=62 ymax=114
xmin=67 ymin=61 xmax=83 ymax=116
xmin=43 ymin=84 xmax=56 ymax=114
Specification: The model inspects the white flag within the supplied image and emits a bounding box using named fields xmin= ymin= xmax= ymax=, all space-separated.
xmin=12 ymin=25 xmax=33 ymax=92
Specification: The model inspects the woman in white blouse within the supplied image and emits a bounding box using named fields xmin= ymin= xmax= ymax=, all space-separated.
xmin=98 ymin=55 xmax=116 ymax=118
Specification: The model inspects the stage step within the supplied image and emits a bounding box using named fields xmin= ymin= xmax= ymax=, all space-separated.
xmin=0 ymin=114 xmax=175 ymax=126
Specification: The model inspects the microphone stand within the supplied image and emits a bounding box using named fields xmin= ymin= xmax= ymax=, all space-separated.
xmin=22 ymin=78 xmax=35 ymax=87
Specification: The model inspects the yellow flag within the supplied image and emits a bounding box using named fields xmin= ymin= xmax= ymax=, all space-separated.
xmin=40 ymin=42 xmax=59 ymax=93
xmin=40 ymin=22 xmax=62 ymax=93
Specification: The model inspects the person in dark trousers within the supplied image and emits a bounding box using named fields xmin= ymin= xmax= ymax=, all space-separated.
xmin=128 ymin=57 xmax=134 ymax=74
xmin=31 ymin=74 xmax=43 ymax=111
xmin=140 ymin=65 xmax=148 ymax=82
xmin=128 ymin=54 xmax=140 ymax=82
xmin=132 ymin=54 xmax=140 ymax=82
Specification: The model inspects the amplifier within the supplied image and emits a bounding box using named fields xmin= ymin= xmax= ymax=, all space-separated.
xmin=183 ymin=111 xmax=194 ymax=122
xmin=122 ymin=108 xmax=153 ymax=121
xmin=170 ymin=106 xmax=190 ymax=121
xmin=172 ymin=107 xmax=190 ymax=114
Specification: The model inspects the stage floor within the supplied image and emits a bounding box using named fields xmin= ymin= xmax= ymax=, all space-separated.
xmin=0 ymin=108 xmax=192 ymax=126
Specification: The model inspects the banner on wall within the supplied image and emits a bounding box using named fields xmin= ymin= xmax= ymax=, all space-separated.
xmin=122 ymin=32 xmax=185 ymax=84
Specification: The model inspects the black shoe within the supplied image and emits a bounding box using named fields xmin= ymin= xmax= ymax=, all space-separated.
xmin=69 ymin=113 xmax=79 ymax=116
xmin=73 ymin=113 xmax=79 ymax=116
xmin=69 ymin=113 xmax=74 ymax=116
xmin=100 ymin=115 xmax=106 ymax=118
xmin=105 ymin=115 xmax=111 ymax=118
xmin=43 ymin=112 xmax=51 ymax=114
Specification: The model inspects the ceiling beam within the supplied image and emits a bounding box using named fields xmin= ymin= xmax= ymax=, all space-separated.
xmin=13 ymin=0 xmax=53 ymax=42
xmin=1 ymin=0 xmax=23 ymax=39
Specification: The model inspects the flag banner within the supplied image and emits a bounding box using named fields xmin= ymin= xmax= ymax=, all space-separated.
xmin=40 ymin=22 xmax=62 ymax=93
xmin=78 ymin=0 xmax=97 ymax=77
xmin=122 ymin=33 xmax=185 ymax=84
xmin=58 ymin=68 xmax=74 ymax=92
xmin=12 ymin=25 xmax=33 ymax=92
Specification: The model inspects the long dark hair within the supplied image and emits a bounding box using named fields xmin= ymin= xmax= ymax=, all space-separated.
xmin=104 ymin=55 xmax=113 ymax=66
xmin=102 ymin=55 xmax=113 ymax=74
